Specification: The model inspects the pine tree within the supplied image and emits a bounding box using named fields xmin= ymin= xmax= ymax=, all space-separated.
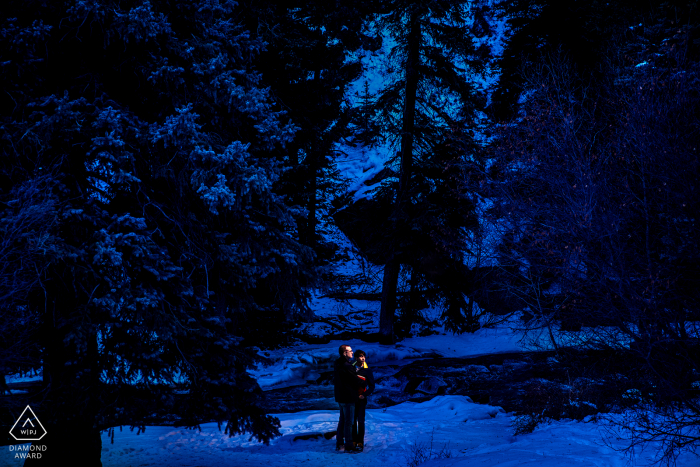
xmin=1 ymin=1 xmax=316 ymax=464
xmin=240 ymin=0 xmax=372 ymax=255
xmin=366 ymin=0 xmax=487 ymax=343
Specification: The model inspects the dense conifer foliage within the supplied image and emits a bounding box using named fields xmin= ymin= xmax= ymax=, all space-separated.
xmin=1 ymin=0 xmax=316 ymax=464
xmin=239 ymin=0 xmax=372 ymax=263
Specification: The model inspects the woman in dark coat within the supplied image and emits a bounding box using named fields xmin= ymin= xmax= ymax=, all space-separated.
xmin=352 ymin=349 xmax=375 ymax=451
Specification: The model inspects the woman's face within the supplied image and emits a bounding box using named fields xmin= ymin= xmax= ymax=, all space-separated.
xmin=358 ymin=355 xmax=366 ymax=363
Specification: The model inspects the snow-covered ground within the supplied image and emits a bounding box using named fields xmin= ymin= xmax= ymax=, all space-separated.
xmin=2 ymin=321 xmax=698 ymax=466
xmin=93 ymin=397 xmax=694 ymax=467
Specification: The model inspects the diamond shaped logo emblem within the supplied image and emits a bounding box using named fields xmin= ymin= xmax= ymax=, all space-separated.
xmin=9 ymin=406 xmax=47 ymax=441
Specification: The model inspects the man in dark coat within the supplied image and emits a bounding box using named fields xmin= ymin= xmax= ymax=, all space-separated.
xmin=334 ymin=344 xmax=363 ymax=453
xmin=352 ymin=349 xmax=375 ymax=451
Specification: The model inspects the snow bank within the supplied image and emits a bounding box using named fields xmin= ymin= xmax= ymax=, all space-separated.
xmin=1 ymin=395 xmax=690 ymax=467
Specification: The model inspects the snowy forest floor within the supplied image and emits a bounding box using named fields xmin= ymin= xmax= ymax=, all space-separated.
xmin=93 ymin=397 xmax=682 ymax=467
xmin=2 ymin=305 xmax=698 ymax=466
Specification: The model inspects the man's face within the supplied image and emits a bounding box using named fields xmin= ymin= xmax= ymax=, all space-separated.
xmin=357 ymin=355 xmax=366 ymax=364
xmin=344 ymin=347 xmax=353 ymax=359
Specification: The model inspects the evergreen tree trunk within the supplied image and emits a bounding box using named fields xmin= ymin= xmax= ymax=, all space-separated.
xmin=407 ymin=268 xmax=420 ymax=327
xmin=307 ymin=69 xmax=321 ymax=247
xmin=379 ymin=6 xmax=421 ymax=344
xmin=308 ymin=148 xmax=318 ymax=247
xmin=287 ymin=139 xmax=305 ymax=242
xmin=28 ymin=298 xmax=103 ymax=467
xmin=398 ymin=9 xmax=420 ymax=199
xmin=379 ymin=259 xmax=400 ymax=343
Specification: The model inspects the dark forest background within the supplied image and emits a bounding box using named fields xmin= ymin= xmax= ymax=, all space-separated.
xmin=1 ymin=0 xmax=699 ymax=465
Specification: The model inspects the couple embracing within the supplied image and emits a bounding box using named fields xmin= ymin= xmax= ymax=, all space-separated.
xmin=333 ymin=344 xmax=375 ymax=453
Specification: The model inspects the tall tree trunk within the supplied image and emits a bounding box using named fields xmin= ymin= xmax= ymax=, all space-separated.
xmin=397 ymin=11 xmax=420 ymax=199
xmin=288 ymin=140 xmax=308 ymax=243
xmin=308 ymin=148 xmax=318 ymax=247
xmin=307 ymin=69 xmax=321 ymax=247
xmin=380 ymin=259 xmax=400 ymax=343
xmin=27 ymin=295 xmax=103 ymax=466
xmin=379 ymin=6 xmax=421 ymax=344
xmin=407 ymin=268 xmax=420 ymax=326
